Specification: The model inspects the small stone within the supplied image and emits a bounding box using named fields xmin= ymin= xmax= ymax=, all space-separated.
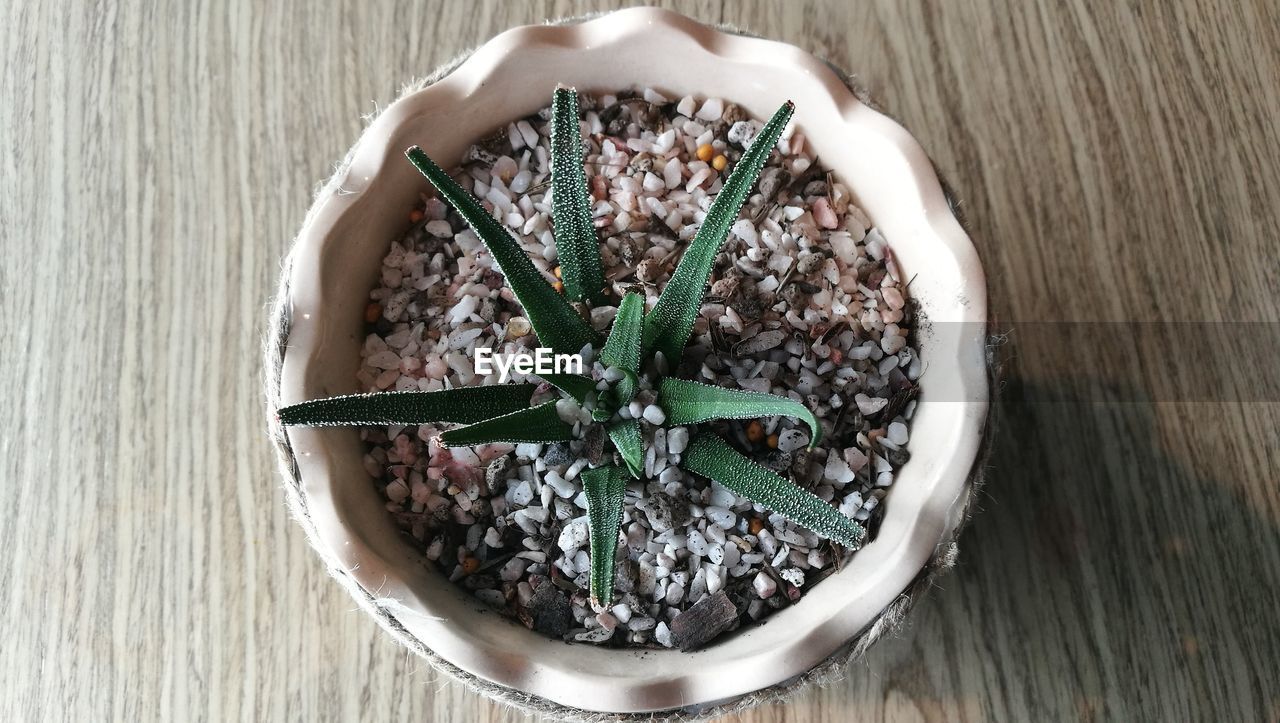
xmin=541 ymin=442 xmax=573 ymax=467
xmin=757 ymin=167 xmax=790 ymax=200
xmin=385 ymin=479 xmax=409 ymax=503
xmin=709 ymin=275 xmax=740 ymax=299
xmin=486 ymin=455 xmax=514 ymax=488
xmin=779 ymin=567 xmax=805 ymax=588
xmin=506 ymin=316 xmax=531 ymax=338
xmin=704 ymin=506 xmax=736 ymax=529
xmin=775 ymin=429 xmax=809 ymax=453
xmin=636 ymin=258 xmax=663 ymax=283
xmin=855 ymin=393 xmax=889 ymax=416
xmin=686 ymin=529 xmax=708 ymax=556
xmin=558 ymin=518 xmax=590 ymax=551
xmin=500 ymin=557 xmax=528 ymax=582
xmin=824 ymin=451 xmax=855 ymax=485
xmin=575 ymin=626 xmax=615 ymax=643
xmin=555 ymin=397 xmax=582 ymax=424
xmin=887 ymin=421 xmax=909 ymax=446
xmin=666 ymin=427 xmax=689 ymax=454
xmin=728 ymin=120 xmax=763 ymax=149
xmin=509 ymin=480 xmax=534 ymax=506
xmin=796 ymin=252 xmax=824 ymax=275
xmin=628 ymin=616 xmax=657 ymax=632
xmin=721 ymin=103 xmax=748 ymax=126
xmin=654 ymin=621 xmax=675 ymax=647
xmin=665 ymin=582 xmax=685 ymax=605
xmin=752 ymin=571 xmax=777 ymax=598
xmin=881 ymin=325 xmax=907 ymax=354
xmin=696 ymin=98 xmax=724 ymax=122
xmin=544 ymin=470 xmax=576 ymax=498
xmin=484 ymin=527 xmax=503 ymax=548
xmin=424 ymin=220 xmax=453 ymax=238
xmin=642 ymin=405 xmax=666 ymax=425
xmin=812 ymin=197 xmax=839 ymax=229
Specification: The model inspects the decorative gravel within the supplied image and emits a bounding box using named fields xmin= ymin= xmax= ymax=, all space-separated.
xmin=354 ymin=87 xmax=921 ymax=650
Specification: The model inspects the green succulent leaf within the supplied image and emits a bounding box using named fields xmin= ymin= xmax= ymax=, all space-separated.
xmin=607 ymin=418 xmax=645 ymax=479
xmin=595 ymin=290 xmax=645 ymax=417
xmin=682 ymin=433 xmax=864 ymax=549
xmin=550 ymin=87 xmax=606 ymax=304
xmin=580 ymin=465 xmax=628 ymax=606
xmin=405 ymin=146 xmax=600 ymax=354
xmin=437 ymin=400 xmax=574 ymax=447
xmin=641 ymin=101 xmax=795 ymax=363
xmin=657 ymin=377 xmax=821 ymax=448
xmin=601 ymin=291 xmax=644 ymax=374
xmin=538 ymin=372 xmax=596 ymax=404
xmin=278 ymin=384 xmax=537 ymax=427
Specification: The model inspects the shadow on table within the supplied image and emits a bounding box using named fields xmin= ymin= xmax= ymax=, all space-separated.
xmin=868 ymin=374 xmax=1280 ymax=720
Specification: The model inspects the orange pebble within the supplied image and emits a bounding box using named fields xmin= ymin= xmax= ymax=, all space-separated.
xmin=553 ymin=280 xmax=565 ymax=294
xmin=767 ymin=434 xmax=779 ymax=449
xmin=461 ymin=557 xmax=480 ymax=575
xmin=745 ymin=420 xmax=765 ymax=444
xmin=711 ymin=154 xmax=729 ymax=171
xmin=409 ymin=208 xmax=425 ymax=223
xmin=696 ymin=144 xmax=714 ymax=162
xmin=748 ymin=518 xmax=765 ymax=535
xmin=553 ymin=266 xmax=562 ymax=279
xmin=364 ymin=302 xmax=382 ymax=324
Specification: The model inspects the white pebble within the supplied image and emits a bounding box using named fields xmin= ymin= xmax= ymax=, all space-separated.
xmin=557 ymin=518 xmax=590 ymax=551
xmin=666 ymin=427 xmax=689 ymax=454
xmin=654 ymin=621 xmax=674 ymax=647
xmin=824 ymin=451 xmax=855 ymax=485
xmin=509 ymin=480 xmax=534 ymax=506
xmin=855 ymin=393 xmax=888 ymax=415
xmin=642 ymin=405 xmax=666 ymax=425
xmin=752 ymin=571 xmax=777 ymax=598
xmin=516 ymin=120 xmax=539 ymax=148
xmin=776 ymin=429 xmax=808 ymax=452
xmin=424 ymin=220 xmax=453 ymax=238
xmin=686 ymin=529 xmax=708 ymax=556
xmin=696 ymin=98 xmax=724 ymax=121
xmin=704 ymin=506 xmax=736 ymax=529
xmin=500 ymin=557 xmax=528 ymax=582
xmin=887 ymin=421 xmax=909 ymax=446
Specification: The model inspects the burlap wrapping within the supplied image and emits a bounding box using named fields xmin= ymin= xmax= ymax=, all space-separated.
xmin=264 ymin=14 xmax=999 ymax=721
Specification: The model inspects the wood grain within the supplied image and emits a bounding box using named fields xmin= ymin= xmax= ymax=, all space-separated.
xmin=3 ymin=0 xmax=1278 ymax=720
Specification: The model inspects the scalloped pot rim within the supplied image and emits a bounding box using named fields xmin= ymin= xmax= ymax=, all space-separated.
xmin=277 ymin=6 xmax=988 ymax=715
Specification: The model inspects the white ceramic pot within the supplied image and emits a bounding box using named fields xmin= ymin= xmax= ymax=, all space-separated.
xmin=272 ymin=7 xmax=988 ymax=715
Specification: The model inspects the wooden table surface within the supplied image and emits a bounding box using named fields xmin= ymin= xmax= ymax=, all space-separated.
xmin=4 ymin=1 xmax=1278 ymax=720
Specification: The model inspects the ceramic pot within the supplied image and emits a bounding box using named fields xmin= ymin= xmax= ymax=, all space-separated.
xmin=269 ymin=7 xmax=988 ymax=715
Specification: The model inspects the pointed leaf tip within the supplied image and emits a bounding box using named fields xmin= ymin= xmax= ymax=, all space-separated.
xmin=657 ymin=378 xmax=822 ymax=447
xmin=437 ymin=400 xmax=575 ymax=447
xmin=607 ymin=418 xmax=645 ymax=479
xmin=277 ymin=384 xmax=537 ymax=427
xmin=404 ymin=145 xmax=600 ymax=355
xmin=642 ymin=100 xmax=796 ymax=363
xmin=550 ymin=87 xmax=606 ymax=304
xmin=682 ymin=433 xmax=864 ymax=549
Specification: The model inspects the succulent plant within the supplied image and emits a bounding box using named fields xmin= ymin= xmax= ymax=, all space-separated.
xmin=278 ymin=87 xmax=865 ymax=607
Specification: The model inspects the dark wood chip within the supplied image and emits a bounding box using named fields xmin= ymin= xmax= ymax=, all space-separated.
xmin=669 ymin=590 xmax=739 ymax=651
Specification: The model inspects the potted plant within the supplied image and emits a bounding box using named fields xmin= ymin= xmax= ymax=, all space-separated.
xmin=267 ymin=7 xmax=988 ymax=717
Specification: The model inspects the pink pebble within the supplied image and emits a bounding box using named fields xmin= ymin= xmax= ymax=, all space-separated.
xmin=813 ymin=197 xmax=839 ymax=229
